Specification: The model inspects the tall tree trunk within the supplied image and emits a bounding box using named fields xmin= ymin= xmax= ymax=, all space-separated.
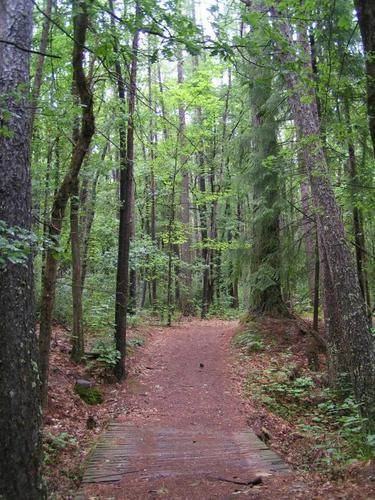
xmin=343 ymin=95 xmax=372 ymax=322
xmin=157 ymin=62 xmax=169 ymax=141
xmin=80 ymin=169 xmax=100 ymax=291
xmin=276 ymin=13 xmax=375 ymax=426
xmin=177 ymin=53 xmax=193 ymax=315
xmin=354 ymin=0 xmax=375 ymax=155
xmin=148 ymin=44 xmax=158 ymax=308
xmin=128 ymin=180 xmax=137 ymax=315
xmin=0 ymin=1 xmax=44 ymax=496
xmin=248 ymin=66 xmax=288 ymax=316
xmin=300 ymin=181 xmax=320 ymax=369
xmin=300 ymin=181 xmax=317 ymax=304
xmin=198 ymin=169 xmax=210 ymax=318
xmin=30 ymin=0 xmax=53 ymax=135
xmin=166 ymin=167 xmax=178 ymax=326
xmin=70 ymin=176 xmax=84 ymax=361
xmin=39 ymin=0 xmax=95 ymax=407
xmin=113 ymin=2 xmax=140 ymax=379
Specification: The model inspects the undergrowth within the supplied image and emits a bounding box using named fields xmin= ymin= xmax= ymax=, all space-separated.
xmin=236 ymin=327 xmax=375 ymax=472
xmin=43 ymin=432 xmax=78 ymax=465
xmin=233 ymin=329 xmax=265 ymax=353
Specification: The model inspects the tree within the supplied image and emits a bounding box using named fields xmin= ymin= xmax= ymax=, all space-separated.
xmin=39 ymin=0 xmax=95 ymax=405
xmin=113 ymin=2 xmax=140 ymax=379
xmin=0 ymin=1 xmax=44 ymax=497
xmin=177 ymin=51 xmax=194 ymax=315
xmin=354 ymin=0 xmax=375 ymax=155
xmin=247 ymin=67 xmax=288 ymax=316
xmin=273 ymin=6 xmax=375 ymax=427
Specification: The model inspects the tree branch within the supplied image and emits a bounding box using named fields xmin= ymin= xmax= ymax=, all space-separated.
xmin=0 ymin=39 xmax=60 ymax=58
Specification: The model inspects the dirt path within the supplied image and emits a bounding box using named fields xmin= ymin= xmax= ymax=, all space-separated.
xmin=77 ymin=320 xmax=297 ymax=499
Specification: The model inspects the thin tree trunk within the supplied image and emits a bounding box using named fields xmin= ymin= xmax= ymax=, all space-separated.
xmin=0 ymin=1 xmax=44 ymax=496
xmin=343 ymin=95 xmax=372 ymax=323
xmin=148 ymin=45 xmax=158 ymax=308
xmin=81 ymin=166 xmax=102 ymax=291
xmin=199 ymin=170 xmax=210 ymax=319
xmin=166 ymin=176 xmax=178 ymax=327
xmin=128 ymin=179 xmax=137 ymax=315
xmin=157 ymin=62 xmax=169 ymax=141
xmin=300 ymin=181 xmax=317 ymax=304
xmin=30 ymin=0 xmax=53 ymax=135
xmin=354 ymin=0 xmax=375 ymax=155
xmin=70 ymin=176 xmax=84 ymax=361
xmin=39 ymin=0 xmax=95 ymax=407
xmin=113 ymin=1 xmax=140 ymax=379
xmin=177 ymin=52 xmax=193 ymax=315
xmin=41 ymin=142 xmax=54 ymax=279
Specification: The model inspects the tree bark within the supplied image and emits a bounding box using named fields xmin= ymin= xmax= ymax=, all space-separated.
xmin=354 ymin=0 xmax=375 ymax=156
xmin=80 ymin=158 xmax=105 ymax=292
xmin=147 ymin=44 xmax=158 ymax=308
xmin=113 ymin=1 xmax=140 ymax=379
xmin=70 ymin=176 xmax=84 ymax=361
xmin=39 ymin=0 xmax=95 ymax=407
xmin=276 ymin=14 xmax=375 ymax=426
xmin=177 ymin=52 xmax=194 ymax=315
xmin=343 ymin=95 xmax=372 ymax=322
xmin=30 ymin=0 xmax=53 ymax=135
xmin=0 ymin=1 xmax=44 ymax=496
xmin=198 ymin=169 xmax=210 ymax=318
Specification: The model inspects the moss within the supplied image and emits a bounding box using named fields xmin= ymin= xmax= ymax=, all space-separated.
xmin=74 ymin=384 xmax=103 ymax=405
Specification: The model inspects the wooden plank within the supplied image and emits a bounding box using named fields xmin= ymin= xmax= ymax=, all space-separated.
xmin=81 ymin=423 xmax=289 ymax=485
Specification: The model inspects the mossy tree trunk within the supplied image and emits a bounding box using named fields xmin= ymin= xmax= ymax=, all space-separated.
xmin=248 ymin=68 xmax=289 ymax=316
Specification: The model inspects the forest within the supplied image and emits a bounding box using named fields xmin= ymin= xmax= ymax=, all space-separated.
xmin=1 ymin=0 xmax=375 ymax=498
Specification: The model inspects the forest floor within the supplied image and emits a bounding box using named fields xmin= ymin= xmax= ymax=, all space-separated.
xmin=44 ymin=318 xmax=375 ymax=499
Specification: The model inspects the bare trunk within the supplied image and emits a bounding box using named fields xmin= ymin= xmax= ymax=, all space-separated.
xmin=157 ymin=62 xmax=169 ymax=141
xmin=70 ymin=176 xmax=84 ymax=361
xmin=81 ymin=156 xmax=105 ymax=291
xmin=343 ymin=95 xmax=372 ymax=323
xmin=113 ymin=1 xmax=140 ymax=379
xmin=198 ymin=171 xmax=210 ymax=318
xmin=148 ymin=45 xmax=158 ymax=307
xmin=166 ymin=172 xmax=178 ymax=326
xmin=128 ymin=181 xmax=137 ymax=315
xmin=30 ymin=0 xmax=53 ymax=135
xmin=300 ymin=181 xmax=316 ymax=303
xmin=177 ymin=53 xmax=193 ymax=315
xmin=354 ymin=0 xmax=375 ymax=155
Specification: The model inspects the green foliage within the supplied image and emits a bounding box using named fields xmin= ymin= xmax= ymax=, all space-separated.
xmin=126 ymin=337 xmax=145 ymax=348
xmin=91 ymin=340 xmax=120 ymax=368
xmin=0 ymin=221 xmax=36 ymax=267
xmin=74 ymin=384 xmax=103 ymax=405
xmin=246 ymin=358 xmax=375 ymax=467
xmin=43 ymin=432 xmax=77 ymax=464
xmin=298 ymin=395 xmax=375 ymax=465
xmin=207 ymin=303 xmax=240 ymax=320
xmin=233 ymin=327 xmax=265 ymax=352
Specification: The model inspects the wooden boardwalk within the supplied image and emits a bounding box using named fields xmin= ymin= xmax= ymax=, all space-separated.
xmin=77 ymin=322 xmax=291 ymax=498
xmin=81 ymin=422 xmax=288 ymax=485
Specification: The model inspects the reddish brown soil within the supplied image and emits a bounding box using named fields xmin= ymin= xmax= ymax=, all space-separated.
xmin=77 ymin=320 xmax=296 ymax=499
xmin=46 ymin=319 xmax=375 ymax=499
